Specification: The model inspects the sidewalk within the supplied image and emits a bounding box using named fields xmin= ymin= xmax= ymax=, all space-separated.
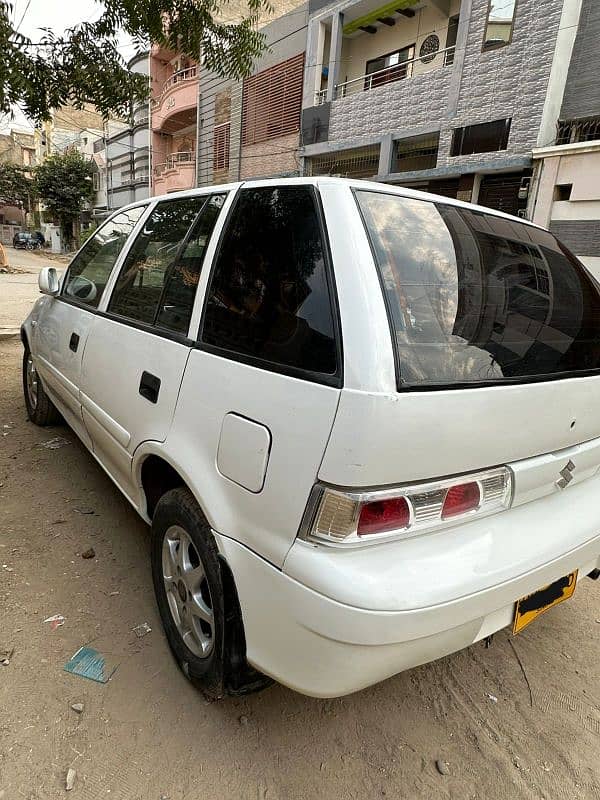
xmin=0 ymin=247 xmax=70 ymax=338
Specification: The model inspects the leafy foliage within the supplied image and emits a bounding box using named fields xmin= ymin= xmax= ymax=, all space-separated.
xmin=0 ymin=161 xmax=36 ymax=210
xmin=34 ymin=151 xmax=94 ymax=242
xmin=1 ymin=0 xmax=270 ymax=122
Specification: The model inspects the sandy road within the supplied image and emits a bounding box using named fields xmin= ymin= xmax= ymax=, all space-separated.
xmin=0 ymin=336 xmax=599 ymax=799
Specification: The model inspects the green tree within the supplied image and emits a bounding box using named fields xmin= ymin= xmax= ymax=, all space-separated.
xmin=34 ymin=151 xmax=94 ymax=248
xmin=0 ymin=162 xmax=36 ymax=211
xmin=1 ymin=0 xmax=270 ymax=123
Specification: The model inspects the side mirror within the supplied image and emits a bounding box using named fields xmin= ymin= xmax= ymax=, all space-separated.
xmin=38 ymin=267 xmax=60 ymax=296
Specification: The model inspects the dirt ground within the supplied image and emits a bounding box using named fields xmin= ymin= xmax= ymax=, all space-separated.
xmin=0 ymin=336 xmax=599 ymax=800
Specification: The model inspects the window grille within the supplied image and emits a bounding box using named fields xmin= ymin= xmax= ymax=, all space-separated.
xmin=556 ymin=117 xmax=600 ymax=145
xmin=393 ymin=134 xmax=439 ymax=173
xmin=213 ymin=123 xmax=230 ymax=172
xmin=307 ymin=146 xmax=380 ymax=179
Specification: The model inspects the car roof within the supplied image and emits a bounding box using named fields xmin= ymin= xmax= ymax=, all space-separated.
xmin=109 ymin=176 xmax=542 ymax=231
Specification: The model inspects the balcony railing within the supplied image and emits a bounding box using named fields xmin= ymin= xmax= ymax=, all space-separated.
xmin=314 ymin=46 xmax=455 ymax=105
xmin=152 ymin=66 xmax=198 ymax=108
xmin=153 ymin=151 xmax=195 ymax=176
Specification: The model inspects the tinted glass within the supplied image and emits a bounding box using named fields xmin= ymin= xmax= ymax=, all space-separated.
xmin=156 ymin=195 xmax=226 ymax=334
xmin=202 ymin=186 xmax=337 ymax=375
xmin=62 ymin=207 xmax=145 ymax=307
xmin=451 ymin=119 xmax=510 ymax=156
xmin=108 ymin=197 xmax=208 ymax=327
xmin=357 ymin=190 xmax=600 ymax=388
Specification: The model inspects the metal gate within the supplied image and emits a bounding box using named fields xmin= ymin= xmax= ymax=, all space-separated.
xmin=477 ymin=173 xmax=524 ymax=216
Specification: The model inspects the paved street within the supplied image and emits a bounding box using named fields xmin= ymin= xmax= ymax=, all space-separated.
xmin=0 ymin=335 xmax=599 ymax=798
xmin=0 ymin=247 xmax=69 ymax=337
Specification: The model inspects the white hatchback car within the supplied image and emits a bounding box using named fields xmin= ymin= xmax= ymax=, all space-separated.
xmin=22 ymin=178 xmax=600 ymax=698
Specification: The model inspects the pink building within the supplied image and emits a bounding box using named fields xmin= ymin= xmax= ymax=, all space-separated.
xmin=150 ymin=45 xmax=199 ymax=195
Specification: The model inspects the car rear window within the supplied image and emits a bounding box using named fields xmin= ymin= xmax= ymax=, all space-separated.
xmin=356 ymin=190 xmax=600 ymax=389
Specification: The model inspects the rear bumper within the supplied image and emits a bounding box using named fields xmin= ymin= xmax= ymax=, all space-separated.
xmin=214 ymin=531 xmax=600 ymax=698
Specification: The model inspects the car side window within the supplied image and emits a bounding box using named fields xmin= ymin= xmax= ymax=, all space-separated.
xmin=156 ymin=195 xmax=226 ymax=334
xmin=201 ymin=186 xmax=338 ymax=377
xmin=108 ymin=195 xmax=224 ymax=333
xmin=62 ymin=206 xmax=145 ymax=308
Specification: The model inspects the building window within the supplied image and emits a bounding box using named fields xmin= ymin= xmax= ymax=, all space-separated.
xmin=483 ymin=0 xmax=517 ymax=50
xmin=92 ymin=173 xmax=100 ymax=191
xmin=307 ymin=145 xmax=380 ymax=179
xmin=213 ymin=123 xmax=230 ymax=172
xmin=445 ymin=15 xmax=460 ymax=66
xmin=554 ymin=184 xmax=573 ymax=202
xmin=365 ymin=45 xmax=415 ymax=90
xmin=450 ymin=119 xmax=511 ymax=156
xmin=556 ymin=116 xmax=600 ymax=145
xmin=242 ymin=53 xmax=304 ymax=146
xmin=393 ymin=134 xmax=439 ymax=173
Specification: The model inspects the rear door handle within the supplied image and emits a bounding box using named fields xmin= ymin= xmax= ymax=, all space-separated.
xmin=69 ymin=332 xmax=80 ymax=352
xmin=139 ymin=371 xmax=161 ymax=404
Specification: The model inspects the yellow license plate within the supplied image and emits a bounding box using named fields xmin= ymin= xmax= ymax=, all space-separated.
xmin=513 ymin=571 xmax=578 ymax=634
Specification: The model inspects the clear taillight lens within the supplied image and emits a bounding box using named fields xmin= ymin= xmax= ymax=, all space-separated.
xmin=300 ymin=467 xmax=512 ymax=547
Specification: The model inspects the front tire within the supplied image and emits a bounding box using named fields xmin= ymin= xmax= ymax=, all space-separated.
xmin=22 ymin=346 xmax=61 ymax=426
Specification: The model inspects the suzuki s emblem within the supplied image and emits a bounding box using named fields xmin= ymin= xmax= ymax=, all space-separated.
xmin=556 ymin=460 xmax=576 ymax=489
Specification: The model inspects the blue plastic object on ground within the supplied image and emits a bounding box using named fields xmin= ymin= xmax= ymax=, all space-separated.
xmin=63 ymin=646 xmax=118 ymax=684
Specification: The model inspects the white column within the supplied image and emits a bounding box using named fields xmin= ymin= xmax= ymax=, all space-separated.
xmin=314 ymin=22 xmax=326 ymax=104
xmin=327 ymin=12 xmax=344 ymax=103
xmin=537 ymin=0 xmax=584 ymax=148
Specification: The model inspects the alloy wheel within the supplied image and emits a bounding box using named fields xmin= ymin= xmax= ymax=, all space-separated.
xmin=162 ymin=525 xmax=214 ymax=658
xmin=26 ymin=353 xmax=39 ymax=410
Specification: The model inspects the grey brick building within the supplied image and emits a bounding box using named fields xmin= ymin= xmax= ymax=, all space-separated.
xmin=300 ymin=0 xmax=573 ymax=215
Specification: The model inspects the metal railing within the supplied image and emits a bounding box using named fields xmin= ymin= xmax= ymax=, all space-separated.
xmin=152 ymin=66 xmax=198 ymax=107
xmin=556 ymin=116 xmax=600 ymax=145
xmin=153 ymin=151 xmax=195 ymax=176
xmin=314 ymin=46 xmax=455 ymax=105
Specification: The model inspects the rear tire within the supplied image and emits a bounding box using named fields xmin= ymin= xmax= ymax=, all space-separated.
xmin=151 ymin=487 xmax=270 ymax=699
xmin=22 ymin=345 xmax=61 ymax=426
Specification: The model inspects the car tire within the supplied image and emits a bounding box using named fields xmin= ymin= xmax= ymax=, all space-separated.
xmin=151 ymin=487 xmax=269 ymax=699
xmin=22 ymin=345 xmax=61 ymax=426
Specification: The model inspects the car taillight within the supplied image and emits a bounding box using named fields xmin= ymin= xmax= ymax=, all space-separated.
xmin=299 ymin=467 xmax=512 ymax=547
xmin=357 ymin=497 xmax=410 ymax=536
xmin=441 ymin=482 xmax=480 ymax=519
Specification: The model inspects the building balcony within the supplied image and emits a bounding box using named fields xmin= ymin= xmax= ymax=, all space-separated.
xmin=309 ymin=1 xmax=461 ymax=103
xmin=315 ymin=44 xmax=455 ymax=104
xmin=152 ymin=151 xmax=196 ymax=194
xmin=152 ymin=67 xmax=199 ymax=133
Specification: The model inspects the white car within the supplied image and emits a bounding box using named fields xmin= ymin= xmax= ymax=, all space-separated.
xmin=21 ymin=178 xmax=600 ymax=698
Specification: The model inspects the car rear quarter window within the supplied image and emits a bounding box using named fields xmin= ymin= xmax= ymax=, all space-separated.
xmin=200 ymin=186 xmax=339 ymax=379
xmin=356 ymin=190 xmax=600 ymax=388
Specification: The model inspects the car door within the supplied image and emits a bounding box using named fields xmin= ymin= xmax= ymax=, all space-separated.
xmin=168 ymin=184 xmax=343 ymax=566
xmin=33 ymin=206 xmax=146 ymax=445
xmin=79 ymin=193 xmax=227 ymax=501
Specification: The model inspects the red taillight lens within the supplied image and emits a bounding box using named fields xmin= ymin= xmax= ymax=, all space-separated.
xmin=442 ymin=482 xmax=480 ymax=519
xmin=357 ymin=497 xmax=410 ymax=536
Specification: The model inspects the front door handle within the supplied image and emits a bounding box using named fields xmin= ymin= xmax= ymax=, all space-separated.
xmin=69 ymin=332 xmax=80 ymax=352
xmin=139 ymin=371 xmax=161 ymax=404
